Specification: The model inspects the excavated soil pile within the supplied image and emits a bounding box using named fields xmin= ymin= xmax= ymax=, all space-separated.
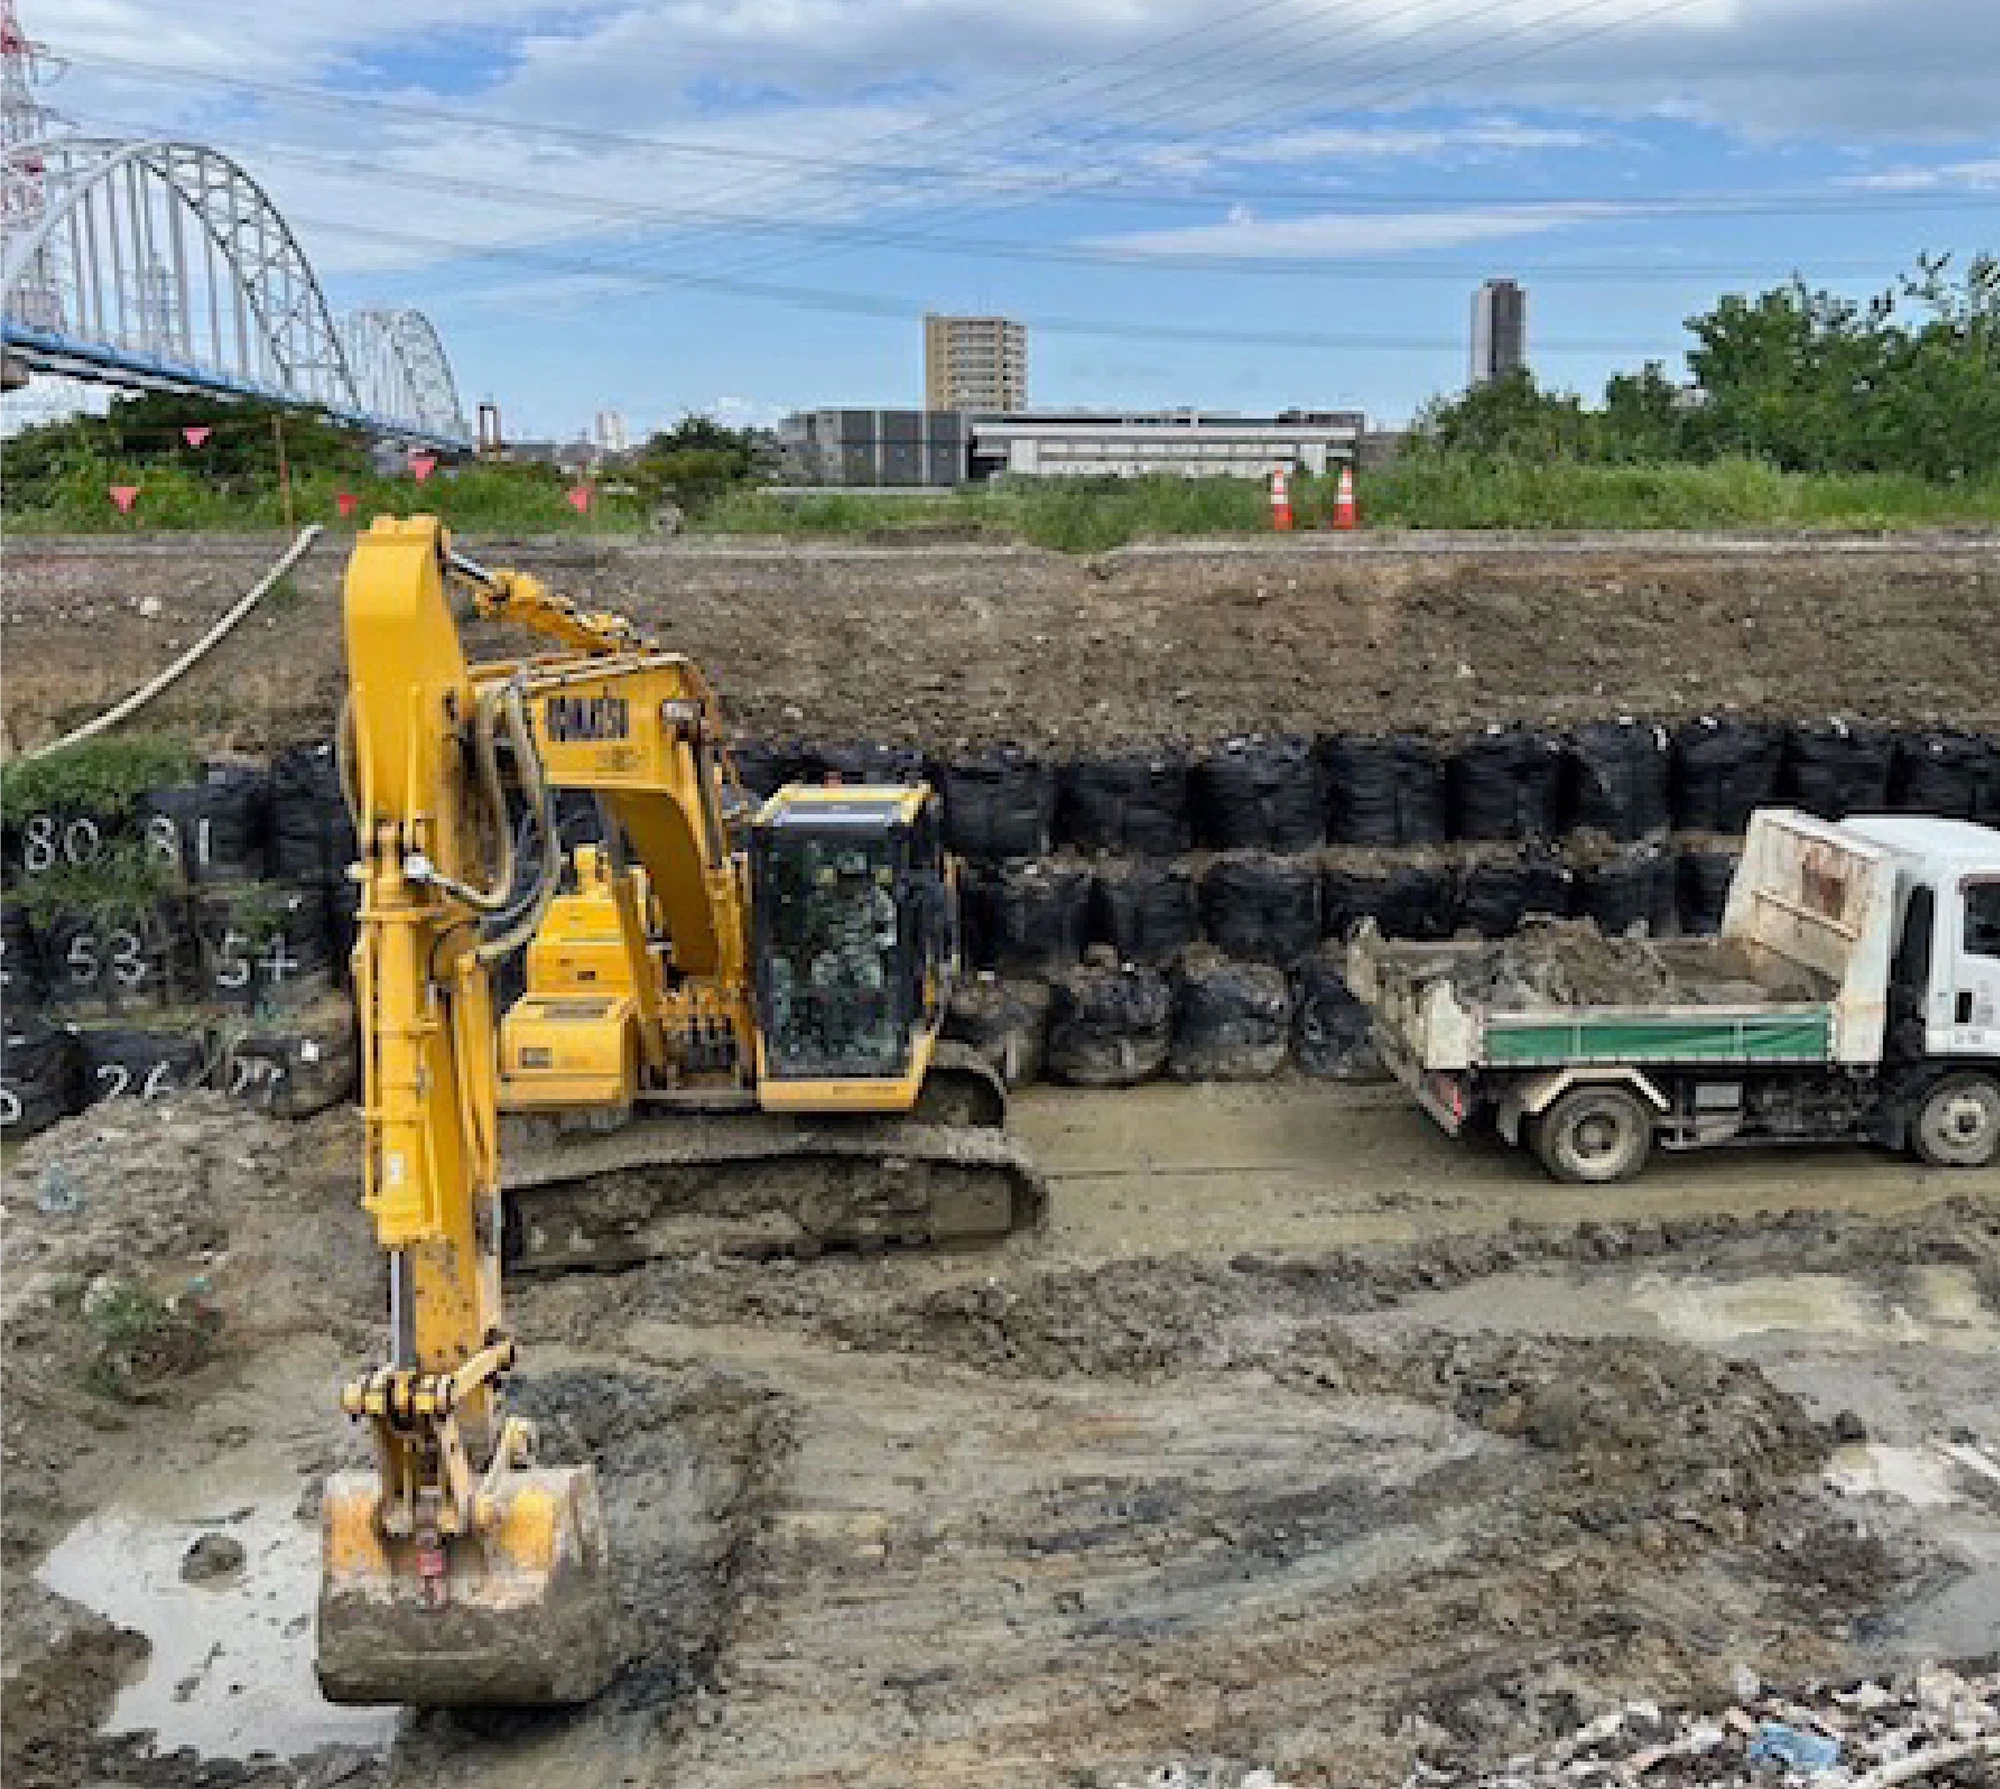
xmin=1445 ymin=917 xmax=1682 ymax=1008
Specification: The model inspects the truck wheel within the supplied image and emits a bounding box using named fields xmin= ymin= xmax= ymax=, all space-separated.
xmin=1912 ymin=1072 xmax=2000 ymax=1169
xmin=1532 ymin=1085 xmax=1653 ymax=1185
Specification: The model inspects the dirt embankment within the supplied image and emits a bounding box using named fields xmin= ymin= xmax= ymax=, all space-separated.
xmin=3 ymin=533 xmax=1995 ymax=757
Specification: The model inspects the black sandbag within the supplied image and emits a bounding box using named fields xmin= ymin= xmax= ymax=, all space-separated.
xmin=1448 ymin=726 xmax=1568 ymax=842
xmin=2 ymin=900 xmax=44 ymax=1009
xmin=6 ymin=800 xmax=116 ymax=879
xmin=140 ymin=762 xmax=268 ymax=885
xmin=1291 ymin=949 xmax=1383 ymax=1081
xmin=194 ymin=884 xmax=333 ymax=1010
xmin=36 ymin=904 xmax=185 ymax=1014
xmin=1321 ymin=862 xmax=1459 ymax=943
xmin=222 ymin=997 xmax=358 ymax=1118
xmin=1458 ymin=853 xmax=1574 ymax=940
xmin=1574 ymin=842 xmax=1677 ymax=937
xmin=323 ymin=877 xmax=361 ymax=988
xmin=269 ymin=743 xmax=358 ymax=885
xmin=939 ymin=747 xmax=1055 ymax=862
xmin=729 ymin=740 xmax=807 ymax=799
xmin=1168 ymin=947 xmax=1290 ymax=1082
xmin=1189 ymin=735 xmax=1324 ymax=852
xmin=1785 ymin=719 xmax=1896 ymax=819
xmin=1677 ymin=849 xmax=1739 ymax=936
xmin=1091 ymin=858 xmax=1202 ymax=964
xmin=1671 ymin=717 xmax=1786 ymax=834
xmin=1893 ymin=731 xmax=2000 ymax=821
xmin=1321 ymin=734 xmax=1449 ymax=847
xmin=76 ymin=1024 xmax=210 ymax=1107
xmin=0 ymin=1022 xmax=80 ymax=1137
xmin=804 ymin=741 xmax=927 ymax=786
xmin=1044 ymin=952 xmax=1171 ymax=1086
xmin=1566 ymin=720 xmax=1671 ymax=841
xmin=942 ymin=975 xmax=1051 ymax=1086
xmin=1055 ymin=750 xmax=1192 ymax=855
xmin=978 ymin=860 xmax=1091 ymax=975
xmin=1201 ymin=853 xmax=1322 ymax=965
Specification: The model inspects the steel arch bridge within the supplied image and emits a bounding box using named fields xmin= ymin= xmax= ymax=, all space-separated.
xmin=1 ymin=135 xmax=470 ymax=448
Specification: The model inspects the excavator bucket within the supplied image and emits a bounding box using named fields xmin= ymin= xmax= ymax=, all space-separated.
xmin=316 ymin=1465 xmax=620 ymax=1708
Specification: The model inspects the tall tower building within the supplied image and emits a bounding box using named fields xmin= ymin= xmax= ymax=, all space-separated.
xmin=1469 ymin=279 xmax=1527 ymax=385
xmin=924 ymin=314 xmax=1027 ymax=413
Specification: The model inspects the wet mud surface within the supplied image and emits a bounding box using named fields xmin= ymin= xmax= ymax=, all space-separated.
xmin=3 ymin=1091 xmax=1997 ymax=1787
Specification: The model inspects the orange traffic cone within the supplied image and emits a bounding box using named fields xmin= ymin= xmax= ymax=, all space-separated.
xmin=1269 ymin=466 xmax=1294 ymax=531
xmin=1331 ymin=464 xmax=1357 ymax=531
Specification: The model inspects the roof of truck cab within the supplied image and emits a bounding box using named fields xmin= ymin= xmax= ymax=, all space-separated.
xmin=1837 ymin=815 xmax=2000 ymax=869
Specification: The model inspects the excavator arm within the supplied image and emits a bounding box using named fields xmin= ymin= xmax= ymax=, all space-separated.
xmin=316 ymin=517 xmax=619 ymax=1708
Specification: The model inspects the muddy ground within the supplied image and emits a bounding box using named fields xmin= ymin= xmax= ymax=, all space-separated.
xmin=4 ymin=533 xmax=1996 ymax=754
xmin=4 ymin=1087 xmax=1998 ymax=1789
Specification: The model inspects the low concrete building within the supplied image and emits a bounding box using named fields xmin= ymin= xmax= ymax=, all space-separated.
xmin=968 ymin=409 xmax=1363 ymax=480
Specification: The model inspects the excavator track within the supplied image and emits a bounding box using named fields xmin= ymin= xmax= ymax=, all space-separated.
xmin=500 ymin=1114 xmax=1046 ymax=1271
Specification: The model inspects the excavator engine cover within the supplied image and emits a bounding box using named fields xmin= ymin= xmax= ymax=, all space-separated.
xmin=316 ymin=1465 xmax=620 ymax=1707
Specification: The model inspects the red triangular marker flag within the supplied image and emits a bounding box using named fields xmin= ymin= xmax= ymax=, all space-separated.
xmin=566 ymin=486 xmax=590 ymax=513
xmin=182 ymin=425 xmax=212 ymax=447
xmin=408 ymin=453 xmax=438 ymax=483
xmin=335 ymin=491 xmax=358 ymax=518
xmin=109 ymin=484 xmax=140 ymax=513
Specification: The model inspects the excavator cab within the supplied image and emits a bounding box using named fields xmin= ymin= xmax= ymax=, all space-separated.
xmin=748 ymin=785 xmax=953 ymax=1101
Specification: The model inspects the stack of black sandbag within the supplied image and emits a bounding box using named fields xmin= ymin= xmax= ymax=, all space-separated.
xmin=1189 ymin=735 xmax=1324 ymax=852
xmin=972 ymin=860 xmax=1092 ymax=975
xmin=1322 ymin=734 xmax=1449 ymax=847
xmin=1044 ymin=949 xmax=1172 ymax=1086
xmin=1290 ymin=947 xmax=1381 ymax=1080
xmin=1786 ymin=719 xmax=1896 ymax=819
xmin=942 ymin=976 xmax=1051 ymax=1086
xmin=1671 ymin=717 xmax=1786 ymax=834
xmin=1567 ymin=719 xmax=1671 ymax=840
xmin=1168 ymin=946 xmax=1290 ymax=1081
xmin=1056 ymin=750 xmax=1192 ymax=854
xmin=1091 ymin=859 xmax=1202 ymax=964
xmin=1201 ymin=853 xmax=1322 ymax=964
xmin=1457 ymin=851 xmax=1574 ymax=940
xmin=1448 ymin=726 xmax=1567 ymax=842
xmin=1894 ymin=730 xmax=2000 ymax=822
xmin=937 ymin=746 xmax=1055 ymax=862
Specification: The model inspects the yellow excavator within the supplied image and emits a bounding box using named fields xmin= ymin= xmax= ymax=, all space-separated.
xmin=317 ymin=516 xmax=1041 ymax=1706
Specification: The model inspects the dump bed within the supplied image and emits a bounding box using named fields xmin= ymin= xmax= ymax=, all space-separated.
xmin=1348 ymin=811 xmax=1899 ymax=1077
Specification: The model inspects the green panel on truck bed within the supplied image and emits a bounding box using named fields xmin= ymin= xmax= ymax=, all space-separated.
xmin=1482 ymin=1009 xmax=1833 ymax=1066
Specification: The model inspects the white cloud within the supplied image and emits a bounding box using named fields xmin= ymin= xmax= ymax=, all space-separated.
xmin=1089 ymin=201 xmax=1626 ymax=260
xmin=1846 ymin=157 xmax=2000 ymax=193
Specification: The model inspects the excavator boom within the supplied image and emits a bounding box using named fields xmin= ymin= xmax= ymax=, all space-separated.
xmin=316 ymin=517 xmax=618 ymax=1707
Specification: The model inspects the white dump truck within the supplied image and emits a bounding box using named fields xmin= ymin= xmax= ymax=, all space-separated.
xmin=1348 ymin=810 xmax=2000 ymax=1183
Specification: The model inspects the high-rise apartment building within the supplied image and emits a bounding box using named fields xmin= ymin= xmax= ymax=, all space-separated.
xmin=924 ymin=314 xmax=1028 ymax=413
xmin=1469 ymin=279 xmax=1527 ymax=385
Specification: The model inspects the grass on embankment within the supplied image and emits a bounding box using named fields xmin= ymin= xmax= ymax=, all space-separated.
xmin=6 ymin=456 xmax=1998 ymax=547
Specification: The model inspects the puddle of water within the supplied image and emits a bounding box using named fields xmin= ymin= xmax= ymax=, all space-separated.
xmin=1631 ymin=1266 xmax=2000 ymax=1352
xmin=1825 ymin=1442 xmax=1964 ymax=1508
xmin=35 ymin=1458 xmax=398 ymax=1761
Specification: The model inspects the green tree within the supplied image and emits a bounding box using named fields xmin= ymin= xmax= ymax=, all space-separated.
xmin=630 ymin=414 xmax=767 ymax=513
xmin=1409 ymin=370 xmax=1593 ymax=462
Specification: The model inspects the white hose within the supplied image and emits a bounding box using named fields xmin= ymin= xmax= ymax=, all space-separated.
xmin=25 ymin=525 xmax=325 ymax=761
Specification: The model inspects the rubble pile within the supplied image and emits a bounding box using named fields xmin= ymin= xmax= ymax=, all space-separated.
xmin=1446 ymin=916 xmax=1681 ymax=1008
xmin=1404 ymin=1667 xmax=2000 ymax=1789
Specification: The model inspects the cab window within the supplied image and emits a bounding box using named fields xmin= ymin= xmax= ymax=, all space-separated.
xmin=1966 ymin=883 xmax=2000 ymax=959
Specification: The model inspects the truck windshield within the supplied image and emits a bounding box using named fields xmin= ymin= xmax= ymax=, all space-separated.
xmin=759 ymin=832 xmax=905 ymax=1078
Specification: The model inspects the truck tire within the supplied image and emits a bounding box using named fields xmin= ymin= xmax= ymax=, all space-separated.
xmin=1911 ymin=1072 xmax=2000 ymax=1169
xmin=1532 ymin=1085 xmax=1654 ymax=1184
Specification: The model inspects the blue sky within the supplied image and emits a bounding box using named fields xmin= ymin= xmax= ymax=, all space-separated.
xmin=28 ymin=0 xmax=2000 ymax=437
